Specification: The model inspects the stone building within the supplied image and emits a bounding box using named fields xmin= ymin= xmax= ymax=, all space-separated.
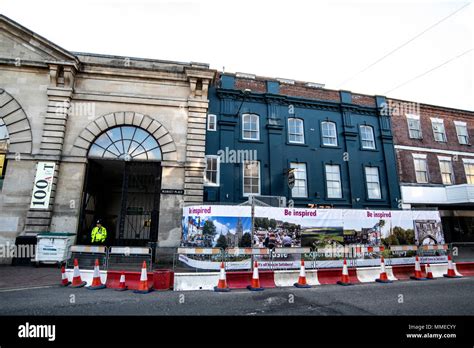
xmin=0 ymin=15 xmax=215 ymax=260
xmin=390 ymin=98 xmax=474 ymax=243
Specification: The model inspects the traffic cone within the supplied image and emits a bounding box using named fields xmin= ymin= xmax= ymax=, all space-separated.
xmin=214 ymin=262 xmax=230 ymax=292
xmin=376 ymin=256 xmax=392 ymax=283
xmin=443 ymin=255 xmax=462 ymax=278
xmin=337 ymin=259 xmax=353 ymax=286
xmin=410 ymin=256 xmax=427 ymax=280
xmin=87 ymin=259 xmax=106 ymax=290
xmin=294 ymin=258 xmax=311 ymax=288
xmin=70 ymin=259 xmax=87 ymax=288
xmin=425 ymin=263 xmax=434 ymax=280
xmin=133 ymin=261 xmax=152 ymax=294
xmin=60 ymin=265 xmax=70 ymax=287
xmin=247 ymin=261 xmax=264 ymax=291
xmin=115 ymin=272 xmax=128 ymax=291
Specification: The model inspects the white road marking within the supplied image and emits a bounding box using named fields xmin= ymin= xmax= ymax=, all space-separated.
xmin=0 ymin=285 xmax=55 ymax=293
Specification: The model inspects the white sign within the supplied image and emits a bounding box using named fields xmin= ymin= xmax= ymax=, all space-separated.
xmin=30 ymin=162 xmax=55 ymax=209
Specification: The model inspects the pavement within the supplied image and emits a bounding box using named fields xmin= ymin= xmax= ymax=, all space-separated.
xmin=0 ymin=275 xmax=473 ymax=315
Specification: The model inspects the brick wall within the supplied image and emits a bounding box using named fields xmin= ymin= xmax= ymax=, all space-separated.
xmin=352 ymin=93 xmax=376 ymax=107
xmin=279 ymin=84 xmax=340 ymax=102
xmin=390 ymin=98 xmax=474 ymax=151
xmin=234 ymin=78 xmax=266 ymax=93
xmin=390 ymin=98 xmax=474 ymax=186
xmin=396 ymin=149 xmax=469 ymax=185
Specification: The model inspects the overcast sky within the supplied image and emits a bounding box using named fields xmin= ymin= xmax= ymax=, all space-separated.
xmin=2 ymin=0 xmax=473 ymax=110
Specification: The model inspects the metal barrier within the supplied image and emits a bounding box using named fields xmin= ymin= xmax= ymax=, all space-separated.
xmin=107 ymin=246 xmax=152 ymax=271
xmin=225 ymin=247 xmax=270 ymax=271
xmin=66 ymin=245 xmax=108 ymax=270
xmin=270 ymin=247 xmax=312 ymax=270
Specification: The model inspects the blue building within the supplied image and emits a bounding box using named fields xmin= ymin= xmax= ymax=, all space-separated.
xmin=204 ymin=73 xmax=401 ymax=209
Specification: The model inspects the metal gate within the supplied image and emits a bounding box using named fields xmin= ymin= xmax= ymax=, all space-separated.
xmin=117 ymin=162 xmax=161 ymax=246
xmin=78 ymin=160 xmax=161 ymax=247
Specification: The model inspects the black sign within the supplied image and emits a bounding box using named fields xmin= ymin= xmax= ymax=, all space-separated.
xmin=288 ymin=171 xmax=295 ymax=189
xmin=161 ymin=189 xmax=184 ymax=195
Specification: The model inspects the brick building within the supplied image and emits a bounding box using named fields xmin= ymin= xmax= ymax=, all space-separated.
xmin=204 ymin=72 xmax=401 ymax=209
xmin=390 ymin=98 xmax=474 ymax=243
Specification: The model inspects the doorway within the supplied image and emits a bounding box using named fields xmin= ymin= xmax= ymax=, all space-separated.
xmin=78 ymin=159 xmax=162 ymax=246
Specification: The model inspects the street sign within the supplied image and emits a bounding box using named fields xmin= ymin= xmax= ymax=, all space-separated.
xmin=288 ymin=170 xmax=295 ymax=189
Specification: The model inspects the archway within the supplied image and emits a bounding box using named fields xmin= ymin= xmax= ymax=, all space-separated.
xmin=78 ymin=124 xmax=164 ymax=247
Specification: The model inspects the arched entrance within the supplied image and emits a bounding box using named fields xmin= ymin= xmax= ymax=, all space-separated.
xmin=78 ymin=125 xmax=163 ymax=246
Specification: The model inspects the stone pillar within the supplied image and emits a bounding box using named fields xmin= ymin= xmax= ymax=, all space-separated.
xmin=24 ymin=64 xmax=76 ymax=234
xmin=183 ymin=68 xmax=215 ymax=204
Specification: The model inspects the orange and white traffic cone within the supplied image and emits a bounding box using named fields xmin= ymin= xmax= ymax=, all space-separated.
xmin=214 ymin=262 xmax=230 ymax=292
xmin=337 ymin=258 xmax=353 ymax=286
xmin=87 ymin=259 xmax=106 ymax=290
xmin=410 ymin=256 xmax=427 ymax=280
xmin=133 ymin=261 xmax=152 ymax=294
xmin=443 ymin=255 xmax=462 ymax=278
xmin=247 ymin=261 xmax=264 ymax=291
xmin=294 ymin=258 xmax=311 ymax=288
xmin=71 ymin=258 xmax=87 ymax=288
xmin=425 ymin=263 xmax=434 ymax=280
xmin=60 ymin=265 xmax=70 ymax=287
xmin=376 ymin=256 xmax=392 ymax=283
xmin=115 ymin=272 xmax=128 ymax=291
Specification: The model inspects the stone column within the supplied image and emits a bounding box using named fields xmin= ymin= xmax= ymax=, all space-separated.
xmin=183 ymin=68 xmax=215 ymax=205
xmin=24 ymin=64 xmax=76 ymax=234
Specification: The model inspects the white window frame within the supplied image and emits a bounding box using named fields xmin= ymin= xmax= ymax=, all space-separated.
xmin=290 ymin=162 xmax=308 ymax=198
xmin=321 ymin=121 xmax=338 ymax=146
xmin=431 ymin=118 xmax=447 ymax=142
xmin=288 ymin=118 xmax=305 ymax=144
xmin=454 ymin=121 xmax=469 ymax=145
xmin=406 ymin=114 xmax=422 ymax=139
xmin=412 ymin=154 xmax=428 ymax=183
xmin=325 ymin=164 xmax=342 ymax=198
xmin=207 ymin=114 xmax=217 ymax=131
xmin=204 ymin=155 xmax=220 ymax=187
xmin=438 ymin=156 xmax=454 ymax=185
xmin=242 ymin=161 xmax=260 ymax=196
xmin=365 ymin=166 xmax=382 ymax=199
xmin=360 ymin=125 xmax=375 ymax=149
xmin=242 ymin=114 xmax=260 ymax=141
xmin=463 ymin=158 xmax=474 ymax=184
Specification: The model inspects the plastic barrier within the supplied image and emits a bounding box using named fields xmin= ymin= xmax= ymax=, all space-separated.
xmin=174 ymin=272 xmax=220 ymax=291
xmin=455 ymin=262 xmax=474 ymax=276
xmin=356 ymin=266 xmax=397 ymax=283
xmin=226 ymin=271 xmax=276 ymax=289
xmin=66 ymin=245 xmax=108 ymax=270
xmin=274 ymin=270 xmax=320 ymax=287
xmin=421 ymin=244 xmax=448 ymax=251
xmin=65 ymin=269 xmax=107 ymax=287
xmin=391 ymin=264 xmax=415 ymax=280
xmin=105 ymin=270 xmax=154 ymax=291
xmin=312 ymin=268 xmax=359 ymax=285
xmin=153 ymin=270 xmax=174 ymax=290
xmin=107 ymin=247 xmax=152 ymax=271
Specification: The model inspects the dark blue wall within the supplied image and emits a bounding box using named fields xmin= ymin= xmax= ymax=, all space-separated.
xmin=204 ymin=74 xmax=401 ymax=209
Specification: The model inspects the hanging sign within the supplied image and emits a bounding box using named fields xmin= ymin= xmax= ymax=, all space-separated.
xmin=30 ymin=162 xmax=55 ymax=209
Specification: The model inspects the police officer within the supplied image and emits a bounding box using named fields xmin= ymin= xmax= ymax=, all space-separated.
xmin=91 ymin=219 xmax=107 ymax=244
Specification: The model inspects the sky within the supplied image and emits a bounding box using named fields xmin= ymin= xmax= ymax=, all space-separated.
xmin=1 ymin=0 xmax=473 ymax=110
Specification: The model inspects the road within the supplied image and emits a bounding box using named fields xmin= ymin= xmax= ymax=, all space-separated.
xmin=0 ymin=277 xmax=473 ymax=315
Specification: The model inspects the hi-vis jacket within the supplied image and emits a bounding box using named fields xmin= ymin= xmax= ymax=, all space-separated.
xmin=91 ymin=226 xmax=107 ymax=243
